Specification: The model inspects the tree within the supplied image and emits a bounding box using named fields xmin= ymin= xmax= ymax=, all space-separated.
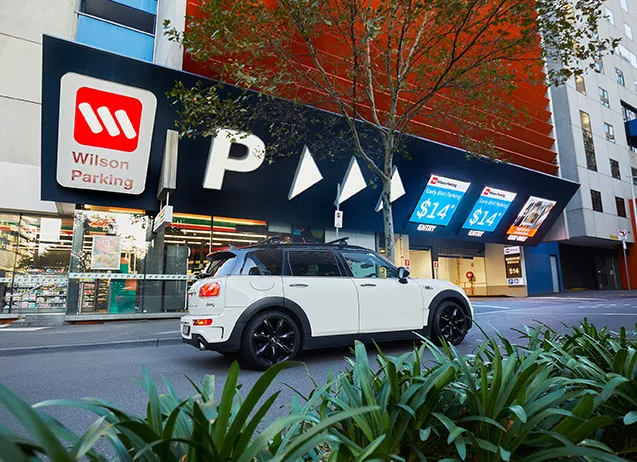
xmin=167 ymin=0 xmax=615 ymax=261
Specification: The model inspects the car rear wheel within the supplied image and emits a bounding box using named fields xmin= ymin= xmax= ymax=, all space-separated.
xmin=241 ymin=310 xmax=301 ymax=370
xmin=431 ymin=301 xmax=469 ymax=345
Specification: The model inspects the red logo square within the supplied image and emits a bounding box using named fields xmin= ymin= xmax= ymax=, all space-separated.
xmin=431 ymin=177 xmax=438 ymax=184
xmin=73 ymin=87 xmax=143 ymax=152
xmin=484 ymin=188 xmax=491 ymax=195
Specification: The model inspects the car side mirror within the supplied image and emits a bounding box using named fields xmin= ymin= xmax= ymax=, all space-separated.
xmin=398 ymin=267 xmax=410 ymax=284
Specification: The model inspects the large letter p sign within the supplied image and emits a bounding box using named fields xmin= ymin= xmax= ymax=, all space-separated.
xmin=202 ymin=129 xmax=266 ymax=190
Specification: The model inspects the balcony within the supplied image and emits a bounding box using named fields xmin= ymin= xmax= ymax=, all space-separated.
xmin=75 ymin=14 xmax=155 ymax=62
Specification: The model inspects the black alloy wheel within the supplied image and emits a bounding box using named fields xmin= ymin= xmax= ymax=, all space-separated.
xmin=432 ymin=301 xmax=469 ymax=345
xmin=242 ymin=310 xmax=300 ymax=369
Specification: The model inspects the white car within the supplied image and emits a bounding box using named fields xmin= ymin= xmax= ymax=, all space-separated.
xmin=181 ymin=238 xmax=473 ymax=369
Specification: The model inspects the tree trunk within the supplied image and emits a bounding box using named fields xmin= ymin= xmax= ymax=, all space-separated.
xmin=382 ymin=177 xmax=396 ymax=263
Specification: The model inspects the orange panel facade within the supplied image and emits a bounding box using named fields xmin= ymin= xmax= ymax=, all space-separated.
xmin=182 ymin=0 xmax=558 ymax=175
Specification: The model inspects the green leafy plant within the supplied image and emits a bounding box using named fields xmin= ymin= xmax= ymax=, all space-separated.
xmin=0 ymin=362 xmax=374 ymax=461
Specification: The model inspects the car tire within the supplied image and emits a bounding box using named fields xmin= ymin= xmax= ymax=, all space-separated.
xmin=241 ymin=310 xmax=301 ymax=370
xmin=431 ymin=300 xmax=469 ymax=346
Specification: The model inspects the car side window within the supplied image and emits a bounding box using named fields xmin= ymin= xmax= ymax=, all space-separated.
xmin=341 ymin=252 xmax=399 ymax=279
xmin=240 ymin=250 xmax=283 ymax=276
xmin=287 ymin=251 xmax=341 ymax=277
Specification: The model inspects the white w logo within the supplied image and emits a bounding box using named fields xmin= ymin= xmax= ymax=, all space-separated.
xmin=77 ymin=102 xmax=137 ymax=139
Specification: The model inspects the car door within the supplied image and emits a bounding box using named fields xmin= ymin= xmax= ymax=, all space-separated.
xmin=283 ymin=250 xmax=359 ymax=337
xmin=340 ymin=250 xmax=423 ymax=333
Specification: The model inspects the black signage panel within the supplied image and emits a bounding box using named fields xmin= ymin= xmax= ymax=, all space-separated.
xmin=41 ymin=36 xmax=580 ymax=246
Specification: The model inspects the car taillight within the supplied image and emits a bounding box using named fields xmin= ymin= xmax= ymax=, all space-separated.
xmin=193 ymin=319 xmax=213 ymax=326
xmin=199 ymin=282 xmax=221 ymax=298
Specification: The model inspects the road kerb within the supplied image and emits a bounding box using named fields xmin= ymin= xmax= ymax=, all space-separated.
xmin=0 ymin=337 xmax=183 ymax=357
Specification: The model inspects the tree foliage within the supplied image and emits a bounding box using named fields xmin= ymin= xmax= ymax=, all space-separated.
xmin=167 ymin=0 xmax=616 ymax=259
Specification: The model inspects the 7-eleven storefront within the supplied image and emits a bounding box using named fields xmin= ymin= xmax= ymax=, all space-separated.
xmin=1 ymin=207 xmax=272 ymax=316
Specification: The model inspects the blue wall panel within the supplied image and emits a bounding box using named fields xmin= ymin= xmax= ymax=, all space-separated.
xmin=111 ymin=0 xmax=157 ymax=14
xmin=524 ymin=242 xmax=562 ymax=296
xmin=75 ymin=15 xmax=154 ymax=62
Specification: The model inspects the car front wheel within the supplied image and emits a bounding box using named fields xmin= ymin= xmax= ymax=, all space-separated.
xmin=241 ymin=310 xmax=301 ymax=370
xmin=431 ymin=301 xmax=469 ymax=345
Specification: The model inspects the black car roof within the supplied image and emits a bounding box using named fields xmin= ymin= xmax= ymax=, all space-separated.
xmin=205 ymin=237 xmax=371 ymax=259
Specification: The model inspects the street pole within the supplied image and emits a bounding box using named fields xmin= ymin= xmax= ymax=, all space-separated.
xmin=335 ymin=183 xmax=341 ymax=240
xmin=624 ymin=240 xmax=631 ymax=290
xmin=631 ymin=176 xmax=637 ymax=236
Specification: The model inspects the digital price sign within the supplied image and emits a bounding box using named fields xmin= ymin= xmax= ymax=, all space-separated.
xmin=507 ymin=196 xmax=556 ymax=241
xmin=463 ymin=187 xmax=516 ymax=233
xmin=409 ymin=175 xmax=471 ymax=228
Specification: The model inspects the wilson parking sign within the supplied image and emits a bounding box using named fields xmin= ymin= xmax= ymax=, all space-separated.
xmin=409 ymin=175 xmax=471 ymax=227
xmin=463 ymin=187 xmax=517 ymax=232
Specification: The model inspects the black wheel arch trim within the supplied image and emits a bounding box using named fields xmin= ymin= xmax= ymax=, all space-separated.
xmin=214 ymin=297 xmax=312 ymax=353
xmin=426 ymin=289 xmax=473 ymax=329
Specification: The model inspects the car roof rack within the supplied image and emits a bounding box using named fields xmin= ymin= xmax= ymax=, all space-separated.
xmin=251 ymin=235 xmax=286 ymax=247
xmin=325 ymin=237 xmax=350 ymax=246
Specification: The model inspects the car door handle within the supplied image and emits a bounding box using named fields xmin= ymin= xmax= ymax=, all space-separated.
xmin=289 ymin=283 xmax=309 ymax=288
xmin=360 ymin=283 xmax=377 ymax=287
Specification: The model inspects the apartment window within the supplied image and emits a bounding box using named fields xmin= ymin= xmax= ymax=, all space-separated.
xmin=606 ymin=7 xmax=615 ymax=25
xmin=575 ymin=75 xmax=586 ymax=94
xmin=593 ymin=58 xmax=604 ymax=73
xmin=622 ymin=102 xmax=637 ymax=153
xmin=599 ymin=87 xmax=610 ymax=107
xmin=79 ymin=0 xmax=156 ymax=34
xmin=611 ymin=159 xmax=621 ymax=179
xmin=617 ymin=197 xmax=628 ymax=217
xmin=621 ymin=0 xmax=628 ymax=12
xmin=591 ymin=190 xmax=603 ymax=212
xmin=580 ymin=111 xmax=597 ymax=170
xmin=632 ymin=167 xmax=637 ymax=185
xmin=617 ymin=68 xmax=626 ymax=86
xmin=626 ymin=23 xmax=634 ymax=40
xmin=605 ymin=123 xmax=616 ymax=143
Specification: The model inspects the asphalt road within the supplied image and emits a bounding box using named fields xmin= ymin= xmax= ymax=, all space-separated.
xmin=1 ymin=293 xmax=636 ymax=448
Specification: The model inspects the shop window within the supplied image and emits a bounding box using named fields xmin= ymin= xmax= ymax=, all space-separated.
xmin=1 ymin=215 xmax=73 ymax=313
xmin=591 ymin=190 xmax=603 ymax=212
xmin=605 ymin=123 xmax=615 ymax=143
xmin=580 ymin=111 xmax=597 ymax=171
xmin=610 ymin=159 xmax=621 ymax=179
xmin=605 ymin=7 xmax=615 ymax=25
xmin=599 ymin=87 xmax=610 ymax=108
xmin=575 ymin=75 xmax=586 ymax=94
xmin=616 ymin=197 xmax=627 ymax=217
xmin=617 ymin=68 xmax=626 ymax=86
xmin=287 ymin=251 xmax=340 ymax=277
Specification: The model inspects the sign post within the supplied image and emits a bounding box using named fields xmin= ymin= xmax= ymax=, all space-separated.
xmin=618 ymin=229 xmax=630 ymax=290
xmin=503 ymin=246 xmax=525 ymax=286
xmin=335 ymin=183 xmax=342 ymax=239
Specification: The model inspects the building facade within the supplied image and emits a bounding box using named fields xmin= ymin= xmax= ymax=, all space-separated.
xmin=1 ymin=0 xmax=579 ymax=322
xmin=550 ymin=0 xmax=637 ymax=290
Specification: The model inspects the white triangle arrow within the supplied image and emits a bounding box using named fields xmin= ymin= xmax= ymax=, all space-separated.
xmin=288 ymin=145 xmax=323 ymax=200
xmin=375 ymin=166 xmax=406 ymax=212
xmin=335 ymin=156 xmax=367 ymax=206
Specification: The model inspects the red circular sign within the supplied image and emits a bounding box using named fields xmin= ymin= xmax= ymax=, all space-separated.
xmin=466 ymin=271 xmax=475 ymax=281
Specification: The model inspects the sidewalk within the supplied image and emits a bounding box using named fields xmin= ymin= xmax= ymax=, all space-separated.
xmin=0 ymin=319 xmax=181 ymax=356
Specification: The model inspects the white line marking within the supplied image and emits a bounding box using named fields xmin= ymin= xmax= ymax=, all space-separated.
xmin=473 ymin=304 xmax=510 ymax=309
xmin=156 ymin=331 xmax=181 ymax=335
xmin=114 ymin=110 xmax=137 ymax=139
xmin=78 ymin=103 xmax=103 ymax=134
xmin=0 ymin=327 xmax=49 ymax=332
xmin=97 ymin=107 xmax=120 ymax=137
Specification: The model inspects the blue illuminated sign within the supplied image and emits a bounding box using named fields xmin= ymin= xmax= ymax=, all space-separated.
xmin=409 ymin=175 xmax=471 ymax=226
xmin=463 ymin=186 xmax=517 ymax=232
